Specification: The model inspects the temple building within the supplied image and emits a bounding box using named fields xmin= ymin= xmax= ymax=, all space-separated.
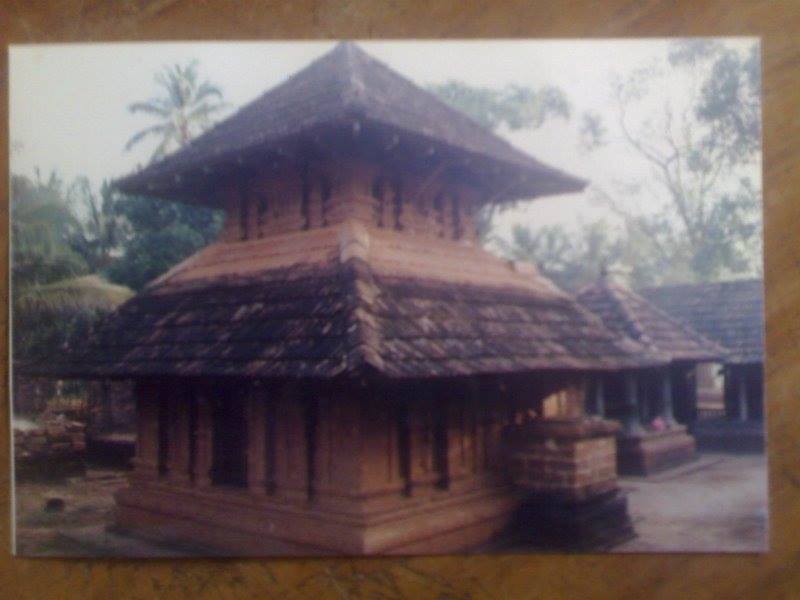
xmin=642 ymin=279 xmax=765 ymax=452
xmin=36 ymin=43 xmax=666 ymax=554
xmin=577 ymin=273 xmax=724 ymax=475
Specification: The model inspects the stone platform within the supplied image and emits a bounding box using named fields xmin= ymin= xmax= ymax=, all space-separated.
xmin=692 ymin=418 xmax=765 ymax=453
xmin=617 ymin=426 xmax=696 ymax=476
xmin=510 ymin=489 xmax=634 ymax=551
xmin=114 ymin=480 xmax=522 ymax=556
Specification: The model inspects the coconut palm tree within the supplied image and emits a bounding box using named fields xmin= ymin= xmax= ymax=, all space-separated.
xmin=125 ymin=60 xmax=226 ymax=161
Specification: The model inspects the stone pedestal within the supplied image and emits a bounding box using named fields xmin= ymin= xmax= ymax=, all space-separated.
xmin=505 ymin=417 xmax=634 ymax=550
xmin=616 ymin=425 xmax=696 ymax=476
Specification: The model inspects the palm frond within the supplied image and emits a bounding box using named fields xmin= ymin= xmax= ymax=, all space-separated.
xmin=125 ymin=123 xmax=171 ymax=151
xmin=128 ymin=100 xmax=171 ymax=117
xmin=195 ymin=81 xmax=223 ymax=103
xmin=185 ymin=101 xmax=227 ymax=124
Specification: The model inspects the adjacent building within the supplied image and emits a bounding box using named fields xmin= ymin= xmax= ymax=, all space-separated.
xmin=577 ymin=273 xmax=724 ymax=474
xmin=642 ymin=279 xmax=765 ymax=452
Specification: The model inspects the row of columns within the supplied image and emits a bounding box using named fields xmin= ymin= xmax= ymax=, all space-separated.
xmin=131 ymin=379 xmax=504 ymax=505
xmin=590 ymin=370 xmax=677 ymax=435
xmin=132 ymin=384 xmax=273 ymax=494
xmin=590 ymin=366 xmax=755 ymax=427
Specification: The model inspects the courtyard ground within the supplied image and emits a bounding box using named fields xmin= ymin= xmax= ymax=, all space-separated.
xmin=614 ymin=452 xmax=769 ymax=553
xmin=12 ymin=453 xmax=768 ymax=556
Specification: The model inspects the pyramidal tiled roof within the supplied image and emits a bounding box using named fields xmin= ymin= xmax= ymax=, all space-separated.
xmin=116 ymin=42 xmax=585 ymax=203
xmin=29 ymin=223 xmax=664 ymax=380
xmin=641 ymin=279 xmax=764 ymax=365
xmin=577 ymin=276 xmax=725 ymax=363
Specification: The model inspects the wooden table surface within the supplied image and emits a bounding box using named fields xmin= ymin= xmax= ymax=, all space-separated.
xmin=2 ymin=1 xmax=799 ymax=598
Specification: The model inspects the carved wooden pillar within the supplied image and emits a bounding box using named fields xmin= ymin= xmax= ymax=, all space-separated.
xmin=246 ymin=386 xmax=268 ymax=495
xmin=407 ymin=398 xmax=438 ymax=495
xmin=131 ymin=380 xmax=159 ymax=481
xmin=623 ymin=372 xmax=644 ymax=435
xmin=446 ymin=396 xmax=471 ymax=489
xmin=273 ymin=385 xmax=309 ymax=502
xmin=357 ymin=395 xmax=406 ymax=499
xmin=192 ymin=390 xmax=214 ymax=487
xmin=483 ymin=377 xmax=508 ymax=472
xmin=594 ymin=376 xmax=606 ymax=417
xmin=467 ymin=380 xmax=485 ymax=475
xmin=166 ymin=383 xmax=192 ymax=484
xmin=737 ymin=369 xmax=749 ymax=422
xmin=661 ymin=370 xmax=677 ymax=427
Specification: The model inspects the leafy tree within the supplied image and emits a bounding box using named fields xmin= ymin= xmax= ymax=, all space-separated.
xmin=106 ymin=195 xmax=222 ymax=291
xmin=126 ymin=60 xmax=226 ymax=161
xmin=12 ymin=172 xmax=87 ymax=288
xmin=428 ymin=81 xmax=570 ymax=131
xmin=428 ymin=81 xmax=571 ymax=241
xmin=66 ymin=177 xmax=128 ymax=273
xmin=11 ymin=173 xmax=133 ymax=363
xmin=578 ymin=111 xmax=607 ymax=152
xmin=495 ymin=221 xmax=625 ymax=292
xmin=595 ymin=39 xmax=762 ymax=283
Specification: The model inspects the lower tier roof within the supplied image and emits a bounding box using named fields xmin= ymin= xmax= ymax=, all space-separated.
xmin=29 ymin=224 xmax=666 ymax=379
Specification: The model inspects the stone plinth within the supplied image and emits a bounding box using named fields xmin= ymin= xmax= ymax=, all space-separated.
xmin=506 ymin=417 xmax=620 ymax=503
xmin=617 ymin=425 xmax=696 ymax=476
xmin=505 ymin=417 xmax=634 ymax=550
xmin=691 ymin=418 xmax=765 ymax=453
xmin=114 ymin=483 xmax=520 ymax=556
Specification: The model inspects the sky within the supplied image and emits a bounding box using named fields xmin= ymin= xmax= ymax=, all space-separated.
xmin=9 ymin=38 xmax=759 ymax=240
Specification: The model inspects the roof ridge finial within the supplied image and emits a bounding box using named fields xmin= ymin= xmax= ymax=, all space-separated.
xmin=601 ymin=261 xmax=632 ymax=288
xmin=335 ymin=40 xmax=367 ymax=107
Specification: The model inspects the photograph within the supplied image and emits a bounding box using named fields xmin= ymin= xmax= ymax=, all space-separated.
xmin=9 ymin=38 xmax=766 ymax=557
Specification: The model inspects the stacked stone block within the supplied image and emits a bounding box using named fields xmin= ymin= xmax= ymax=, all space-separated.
xmin=14 ymin=415 xmax=86 ymax=479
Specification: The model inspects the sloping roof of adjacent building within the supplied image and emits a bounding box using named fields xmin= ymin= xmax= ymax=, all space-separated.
xmin=29 ymin=225 xmax=666 ymax=380
xmin=576 ymin=276 xmax=726 ymax=364
xmin=641 ymin=279 xmax=764 ymax=365
xmin=115 ymin=42 xmax=585 ymax=204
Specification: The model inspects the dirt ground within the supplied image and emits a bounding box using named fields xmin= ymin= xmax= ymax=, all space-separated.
xmin=13 ymin=453 xmax=768 ymax=556
xmin=13 ymin=468 xmax=195 ymax=557
xmin=13 ymin=468 xmax=128 ymax=556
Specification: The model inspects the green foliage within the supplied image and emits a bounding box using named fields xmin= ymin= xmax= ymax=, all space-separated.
xmin=66 ymin=178 xmax=128 ymax=273
xmin=427 ymin=81 xmax=570 ymax=131
xmin=495 ymin=221 xmax=625 ymax=292
xmin=690 ymin=177 xmax=761 ymax=278
xmin=106 ymin=195 xmax=223 ymax=291
xmin=126 ymin=60 xmax=226 ymax=161
xmin=428 ymin=80 xmax=571 ymax=246
xmin=11 ymin=173 xmax=87 ymax=288
xmin=695 ymin=44 xmax=761 ymax=164
xmin=11 ymin=174 xmax=133 ymax=363
xmin=110 ymin=58 xmax=227 ymax=290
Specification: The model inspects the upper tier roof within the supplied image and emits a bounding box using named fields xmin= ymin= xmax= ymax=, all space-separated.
xmin=641 ymin=279 xmax=764 ymax=365
xmin=116 ymin=42 xmax=586 ymax=204
xmin=577 ymin=276 xmax=726 ymax=364
xmin=30 ymin=223 xmax=664 ymax=380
